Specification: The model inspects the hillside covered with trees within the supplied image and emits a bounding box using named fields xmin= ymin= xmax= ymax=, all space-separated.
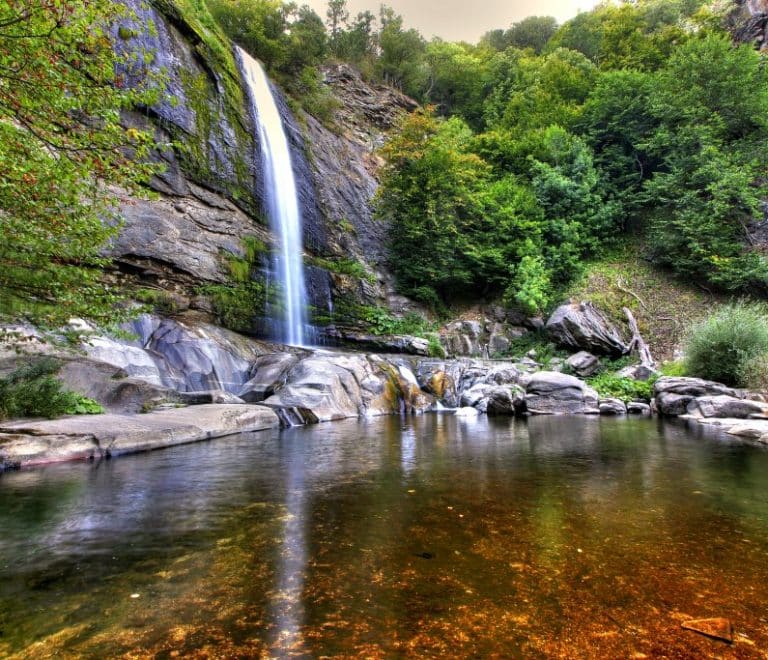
xmin=3 ymin=0 xmax=767 ymax=333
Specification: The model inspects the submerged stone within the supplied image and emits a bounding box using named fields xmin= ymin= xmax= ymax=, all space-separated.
xmin=681 ymin=618 xmax=734 ymax=644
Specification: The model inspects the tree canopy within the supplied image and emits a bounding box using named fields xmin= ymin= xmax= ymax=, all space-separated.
xmin=0 ymin=0 xmax=161 ymax=326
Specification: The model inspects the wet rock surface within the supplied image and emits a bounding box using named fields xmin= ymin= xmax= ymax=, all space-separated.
xmin=0 ymin=405 xmax=279 ymax=468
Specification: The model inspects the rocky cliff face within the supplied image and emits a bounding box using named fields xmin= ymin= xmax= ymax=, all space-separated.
xmin=108 ymin=2 xmax=415 ymax=334
xmin=731 ymin=0 xmax=768 ymax=50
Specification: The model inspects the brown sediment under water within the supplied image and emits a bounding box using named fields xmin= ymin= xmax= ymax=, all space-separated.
xmin=1 ymin=415 xmax=767 ymax=658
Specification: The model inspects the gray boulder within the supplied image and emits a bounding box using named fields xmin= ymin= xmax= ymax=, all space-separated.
xmin=657 ymin=392 xmax=696 ymax=417
xmin=686 ymin=395 xmax=768 ymax=420
xmin=487 ymin=386 xmax=526 ymax=416
xmin=263 ymin=358 xmax=364 ymax=423
xmin=653 ymin=376 xmax=738 ymax=398
xmin=461 ymin=384 xmax=494 ymax=413
xmin=525 ymin=371 xmax=600 ymax=415
xmin=599 ymin=398 xmax=628 ymax=416
xmin=627 ymin=401 xmax=652 ymax=415
xmin=460 ymin=383 xmax=524 ymax=416
xmin=238 ymin=353 xmax=299 ymax=403
xmin=653 ymin=377 xmax=742 ymax=417
xmin=546 ymin=302 xmax=628 ymax=357
xmin=566 ymin=351 xmax=600 ymax=377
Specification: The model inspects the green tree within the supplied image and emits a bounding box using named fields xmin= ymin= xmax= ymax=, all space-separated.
xmin=285 ymin=5 xmax=327 ymax=73
xmin=423 ymin=40 xmax=492 ymax=129
xmin=376 ymin=110 xmax=485 ymax=305
xmin=326 ymin=0 xmax=349 ymax=44
xmin=506 ymin=16 xmax=558 ymax=54
xmin=643 ymin=35 xmax=768 ymax=290
xmin=580 ymin=69 xmax=657 ymax=220
xmin=207 ymin=0 xmax=288 ymax=70
xmin=485 ymin=48 xmax=597 ymax=134
xmin=0 ymin=0 xmax=160 ymax=325
xmin=376 ymin=6 xmax=427 ymax=96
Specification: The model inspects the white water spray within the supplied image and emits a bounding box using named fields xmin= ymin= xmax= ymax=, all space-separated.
xmin=237 ymin=47 xmax=308 ymax=347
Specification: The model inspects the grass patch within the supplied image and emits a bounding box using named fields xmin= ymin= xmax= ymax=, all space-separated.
xmin=566 ymin=245 xmax=727 ymax=361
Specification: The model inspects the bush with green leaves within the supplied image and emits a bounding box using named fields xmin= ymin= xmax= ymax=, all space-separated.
xmin=683 ymin=303 xmax=768 ymax=387
xmin=587 ymin=373 xmax=654 ymax=403
xmin=0 ymin=359 xmax=103 ymax=421
xmin=738 ymin=353 xmax=768 ymax=393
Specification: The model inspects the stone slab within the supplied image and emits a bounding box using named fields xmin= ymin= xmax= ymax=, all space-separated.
xmin=0 ymin=405 xmax=279 ymax=469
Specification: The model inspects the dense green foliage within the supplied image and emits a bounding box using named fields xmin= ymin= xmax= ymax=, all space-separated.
xmin=738 ymin=353 xmax=768 ymax=392
xmin=0 ymin=0 xmax=161 ymax=326
xmin=0 ymin=359 xmax=103 ymax=421
xmin=4 ymin=0 xmax=767 ymax=336
xmin=371 ymin=1 xmax=768 ymax=311
xmin=587 ymin=373 xmax=655 ymax=403
xmin=683 ymin=303 xmax=768 ymax=386
xmin=199 ymin=0 xmax=768 ymax=316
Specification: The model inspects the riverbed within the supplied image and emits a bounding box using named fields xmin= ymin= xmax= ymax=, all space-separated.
xmin=1 ymin=415 xmax=767 ymax=657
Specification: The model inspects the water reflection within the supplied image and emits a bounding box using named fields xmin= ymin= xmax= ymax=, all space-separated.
xmin=1 ymin=416 xmax=767 ymax=657
xmin=269 ymin=437 xmax=308 ymax=654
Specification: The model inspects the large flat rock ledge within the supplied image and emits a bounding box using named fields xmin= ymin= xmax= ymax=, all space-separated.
xmin=0 ymin=405 xmax=279 ymax=469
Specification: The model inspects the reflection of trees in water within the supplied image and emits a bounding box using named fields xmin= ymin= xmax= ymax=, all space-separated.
xmin=3 ymin=416 xmax=768 ymax=657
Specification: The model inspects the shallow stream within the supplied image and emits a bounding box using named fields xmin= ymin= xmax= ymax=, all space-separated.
xmin=1 ymin=415 xmax=767 ymax=657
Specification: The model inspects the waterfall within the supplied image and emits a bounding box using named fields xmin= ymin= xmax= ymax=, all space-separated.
xmin=237 ymin=47 xmax=308 ymax=347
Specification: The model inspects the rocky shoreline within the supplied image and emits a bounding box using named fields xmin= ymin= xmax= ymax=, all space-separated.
xmin=3 ymin=302 xmax=768 ymax=472
xmin=0 ymin=405 xmax=279 ymax=471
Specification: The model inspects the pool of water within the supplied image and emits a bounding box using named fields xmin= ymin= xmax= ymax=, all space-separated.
xmin=1 ymin=415 xmax=767 ymax=658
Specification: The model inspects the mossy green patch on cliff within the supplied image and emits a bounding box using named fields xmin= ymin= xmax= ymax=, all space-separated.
xmin=197 ymin=236 xmax=272 ymax=333
xmin=151 ymin=0 xmax=257 ymax=212
xmin=306 ymin=255 xmax=375 ymax=283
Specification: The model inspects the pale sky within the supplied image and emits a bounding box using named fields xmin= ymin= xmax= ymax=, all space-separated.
xmin=303 ymin=0 xmax=601 ymax=43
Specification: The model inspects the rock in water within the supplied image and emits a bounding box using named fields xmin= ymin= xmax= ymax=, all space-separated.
xmin=546 ymin=302 xmax=628 ymax=357
xmin=681 ymin=618 xmax=734 ymax=643
xmin=525 ymin=372 xmax=600 ymax=415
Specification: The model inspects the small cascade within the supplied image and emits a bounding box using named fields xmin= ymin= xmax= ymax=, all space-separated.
xmin=237 ymin=46 xmax=309 ymax=347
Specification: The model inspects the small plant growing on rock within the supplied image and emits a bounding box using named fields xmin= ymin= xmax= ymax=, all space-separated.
xmin=683 ymin=303 xmax=768 ymax=387
xmin=0 ymin=359 xmax=102 ymax=421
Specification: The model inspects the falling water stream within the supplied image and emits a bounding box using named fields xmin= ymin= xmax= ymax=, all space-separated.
xmin=237 ymin=47 xmax=308 ymax=347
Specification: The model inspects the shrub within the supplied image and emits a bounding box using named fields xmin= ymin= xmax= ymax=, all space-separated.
xmin=427 ymin=333 xmax=446 ymax=358
xmin=0 ymin=359 xmax=102 ymax=421
xmin=659 ymin=360 xmax=686 ymax=377
xmin=587 ymin=373 xmax=654 ymax=402
xmin=738 ymin=353 xmax=768 ymax=393
xmin=683 ymin=303 xmax=768 ymax=386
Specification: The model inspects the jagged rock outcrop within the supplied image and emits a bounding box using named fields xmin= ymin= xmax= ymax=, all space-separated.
xmin=262 ymin=353 xmax=434 ymax=424
xmin=104 ymin=3 xmax=421 ymax=337
xmin=439 ymin=314 xmax=530 ymax=358
xmin=731 ymin=0 xmax=768 ymax=50
xmin=566 ymin=351 xmax=601 ymax=377
xmin=546 ymin=302 xmax=629 ymax=357
xmin=238 ymin=353 xmax=300 ymax=403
